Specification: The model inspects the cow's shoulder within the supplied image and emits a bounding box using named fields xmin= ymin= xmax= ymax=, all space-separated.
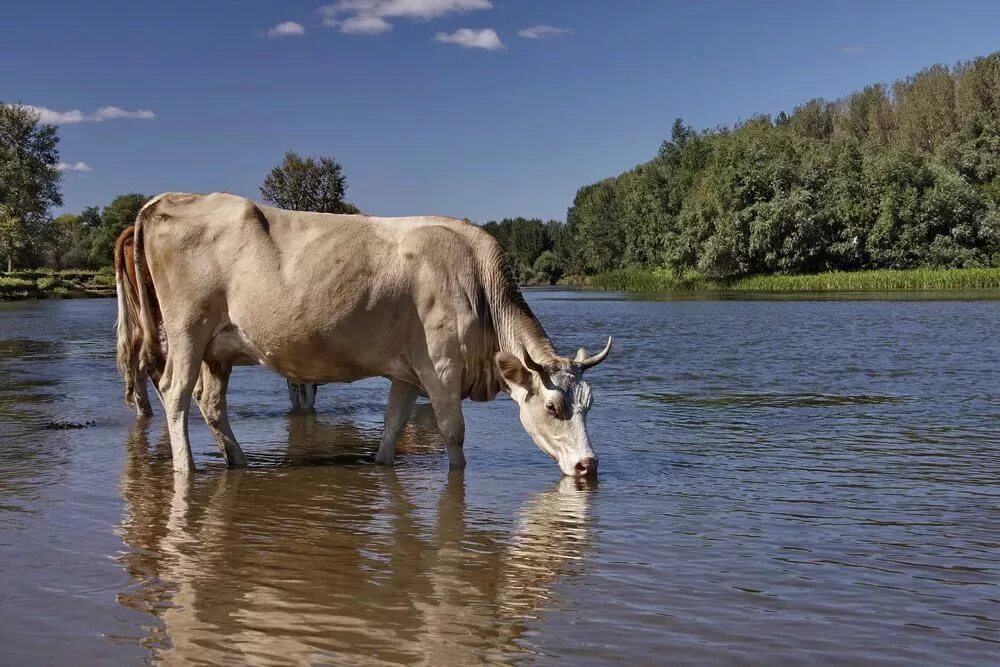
xmin=142 ymin=192 xmax=268 ymax=232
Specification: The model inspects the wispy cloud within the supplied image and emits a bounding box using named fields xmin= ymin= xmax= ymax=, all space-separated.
xmin=517 ymin=25 xmax=571 ymax=39
xmin=433 ymin=27 xmax=503 ymax=50
xmin=320 ymin=0 xmax=492 ymax=34
xmin=267 ymin=21 xmax=306 ymax=38
xmin=841 ymin=45 xmax=866 ymax=54
xmin=56 ymin=161 xmax=92 ymax=173
xmin=24 ymin=105 xmax=156 ymax=125
xmin=340 ymin=14 xmax=392 ymax=34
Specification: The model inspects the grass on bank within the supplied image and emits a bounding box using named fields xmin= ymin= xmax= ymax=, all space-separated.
xmin=585 ymin=266 xmax=1000 ymax=292
xmin=0 ymin=268 xmax=115 ymax=300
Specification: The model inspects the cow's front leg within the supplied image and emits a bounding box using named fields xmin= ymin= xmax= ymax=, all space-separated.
xmin=375 ymin=379 xmax=419 ymax=465
xmin=423 ymin=382 xmax=465 ymax=470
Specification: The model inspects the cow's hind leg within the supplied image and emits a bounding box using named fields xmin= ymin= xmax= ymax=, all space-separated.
xmin=194 ymin=361 xmax=248 ymax=468
xmin=132 ymin=372 xmax=154 ymax=417
xmin=376 ymin=379 xmax=420 ymax=465
xmin=158 ymin=338 xmax=206 ymax=475
xmin=287 ymin=380 xmax=318 ymax=412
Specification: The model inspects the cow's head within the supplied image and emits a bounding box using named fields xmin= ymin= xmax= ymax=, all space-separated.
xmin=496 ymin=338 xmax=612 ymax=477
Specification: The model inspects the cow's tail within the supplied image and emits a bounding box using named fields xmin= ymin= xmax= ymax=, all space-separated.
xmin=114 ymin=225 xmax=145 ymax=410
xmin=132 ymin=199 xmax=165 ymax=380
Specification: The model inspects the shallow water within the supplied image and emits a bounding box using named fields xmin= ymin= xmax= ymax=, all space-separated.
xmin=1 ymin=292 xmax=999 ymax=665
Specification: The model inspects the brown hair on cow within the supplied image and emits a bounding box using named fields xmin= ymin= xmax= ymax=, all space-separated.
xmin=114 ymin=225 xmax=157 ymax=415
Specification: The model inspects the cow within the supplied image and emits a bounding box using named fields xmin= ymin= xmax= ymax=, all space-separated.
xmin=115 ymin=192 xmax=612 ymax=477
xmin=116 ymin=226 xmax=320 ymax=414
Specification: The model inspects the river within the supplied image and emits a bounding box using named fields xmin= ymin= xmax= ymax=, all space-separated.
xmin=1 ymin=291 xmax=998 ymax=664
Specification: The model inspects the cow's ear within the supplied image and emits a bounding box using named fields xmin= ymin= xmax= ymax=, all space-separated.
xmin=496 ymin=351 xmax=531 ymax=391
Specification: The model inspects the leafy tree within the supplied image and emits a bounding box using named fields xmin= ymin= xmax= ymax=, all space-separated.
xmin=0 ymin=204 xmax=26 ymax=273
xmin=532 ymin=250 xmax=563 ymax=284
xmin=88 ymin=194 xmax=150 ymax=266
xmin=260 ymin=151 xmax=359 ymax=214
xmin=481 ymin=217 xmax=561 ymax=282
xmin=0 ymin=102 xmax=62 ymax=271
xmin=46 ymin=213 xmax=91 ymax=268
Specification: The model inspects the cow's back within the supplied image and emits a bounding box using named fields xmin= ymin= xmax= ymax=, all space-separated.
xmin=140 ymin=192 xmax=492 ymax=385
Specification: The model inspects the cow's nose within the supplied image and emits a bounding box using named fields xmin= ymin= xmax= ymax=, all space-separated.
xmin=574 ymin=457 xmax=598 ymax=477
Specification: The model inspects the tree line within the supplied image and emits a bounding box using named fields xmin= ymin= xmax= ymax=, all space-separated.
xmin=543 ymin=52 xmax=1000 ymax=281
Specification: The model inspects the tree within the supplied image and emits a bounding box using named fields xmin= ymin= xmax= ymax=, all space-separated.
xmin=46 ymin=213 xmax=91 ymax=268
xmin=0 ymin=102 xmax=62 ymax=271
xmin=0 ymin=205 xmax=25 ymax=273
xmin=89 ymin=194 xmax=150 ymax=266
xmin=260 ymin=151 xmax=359 ymax=213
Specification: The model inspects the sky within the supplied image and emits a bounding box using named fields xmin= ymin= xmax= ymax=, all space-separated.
xmin=5 ymin=0 xmax=1000 ymax=223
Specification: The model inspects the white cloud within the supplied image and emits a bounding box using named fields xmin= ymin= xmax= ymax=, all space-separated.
xmin=93 ymin=106 xmax=156 ymax=121
xmin=340 ymin=14 xmax=392 ymax=34
xmin=433 ymin=27 xmax=503 ymax=50
xmin=518 ymin=25 xmax=571 ymax=39
xmin=841 ymin=45 xmax=866 ymax=53
xmin=267 ymin=21 xmax=307 ymax=38
xmin=319 ymin=0 xmax=492 ymax=34
xmin=56 ymin=161 xmax=92 ymax=173
xmin=24 ymin=105 xmax=156 ymax=124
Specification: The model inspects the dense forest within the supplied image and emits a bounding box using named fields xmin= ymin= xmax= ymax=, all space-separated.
xmin=485 ymin=51 xmax=1000 ymax=282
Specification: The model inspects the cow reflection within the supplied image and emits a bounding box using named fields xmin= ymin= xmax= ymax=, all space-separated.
xmin=117 ymin=420 xmax=594 ymax=664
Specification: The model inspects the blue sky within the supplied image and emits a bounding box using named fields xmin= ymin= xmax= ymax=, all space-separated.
xmin=5 ymin=0 xmax=1000 ymax=222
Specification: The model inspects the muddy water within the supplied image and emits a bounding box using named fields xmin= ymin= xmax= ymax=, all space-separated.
xmin=1 ymin=292 xmax=999 ymax=665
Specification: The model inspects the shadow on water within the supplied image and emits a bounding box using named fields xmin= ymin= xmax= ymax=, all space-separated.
xmin=116 ymin=419 xmax=596 ymax=664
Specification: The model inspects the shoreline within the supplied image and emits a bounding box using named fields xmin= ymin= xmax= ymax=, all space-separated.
xmin=0 ymin=270 xmax=115 ymax=302
xmin=566 ymin=267 xmax=1000 ymax=292
xmin=7 ymin=266 xmax=1000 ymax=302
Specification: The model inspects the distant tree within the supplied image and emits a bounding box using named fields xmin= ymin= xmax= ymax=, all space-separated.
xmin=788 ymin=99 xmax=835 ymax=140
xmin=0 ymin=205 xmax=25 ymax=273
xmin=893 ymin=64 xmax=957 ymax=152
xmin=260 ymin=151 xmax=359 ymax=213
xmin=78 ymin=205 xmax=103 ymax=230
xmin=0 ymin=102 xmax=62 ymax=271
xmin=46 ymin=213 xmax=91 ymax=268
xmin=532 ymin=250 xmax=563 ymax=284
xmin=88 ymin=194 xmax=150 ymax=266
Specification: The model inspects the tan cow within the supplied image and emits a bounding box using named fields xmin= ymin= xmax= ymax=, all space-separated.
xmin=116 ymin=226 xmax=320 ymax=414
xmin=115 ymin=192 xmax=611 ymax=476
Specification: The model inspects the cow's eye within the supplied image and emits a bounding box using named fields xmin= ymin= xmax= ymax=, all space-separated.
xmin=545 ymin=402 xmax=559 ymax=417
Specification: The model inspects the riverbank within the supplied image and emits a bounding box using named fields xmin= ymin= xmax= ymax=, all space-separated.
xmin=575 ymin=267 xmax=1000 ymax=292
xmin=8 ymin=266 xmax=1000 ymax=301
xmin=0 ymin=269 xmax=115 ymax=301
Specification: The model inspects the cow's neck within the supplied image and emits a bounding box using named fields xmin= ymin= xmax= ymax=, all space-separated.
xmin=484 ymin=258 xmax=559 ymax=366
xmin=494 ymin=302 xmax=558 ymax=364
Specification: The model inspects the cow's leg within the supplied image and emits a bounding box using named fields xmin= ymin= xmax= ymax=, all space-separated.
xmin=287 ymin=380 xmax=318 ymax=412
xmin=375 ymin=379 xmax=420 ymax=465
xmin=158 ymin=338 xmax=204 ymax=475
xmin=418 ymin=363 xmax=466 ymax=470
xmin=133 ymin=372 xmax=154 ymax=417
xmin=194 ymin=361 xmax=248 ymax=468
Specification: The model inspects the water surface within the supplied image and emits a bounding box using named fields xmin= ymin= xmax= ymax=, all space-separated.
xmin=1 ymin=292 xmax=999 ymax=664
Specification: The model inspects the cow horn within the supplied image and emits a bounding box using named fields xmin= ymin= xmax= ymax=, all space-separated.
xmin=577 ymin=337 xmax=612 ymax=370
